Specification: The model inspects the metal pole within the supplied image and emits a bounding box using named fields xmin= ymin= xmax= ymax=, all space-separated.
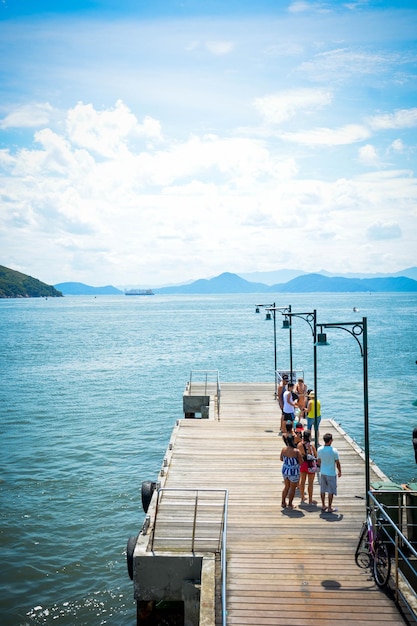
xmin=313 ymin=309 xmax=318 ymax=449
xmin=273 ymin=303 xmax=277 ymax=398
xmin=289 ymin=304 xmax=293 ymax=380
xmin=363 ymin=317 xmax=370 ymax=506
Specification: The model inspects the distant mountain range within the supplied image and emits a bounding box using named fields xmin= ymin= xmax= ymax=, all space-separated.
xmin=153 ymin=271 xmax=417 ymax=294
xmin=239 ymin=266 xmax=417 ymax=285
xmin=52 ymin=268 xmax=417 ymax=295
xmin=3 ymin=264 xmax=416 ymax=298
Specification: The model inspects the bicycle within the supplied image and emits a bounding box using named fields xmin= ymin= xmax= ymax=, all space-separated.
xmin=355 ymin=509 xmax=391 ymax=588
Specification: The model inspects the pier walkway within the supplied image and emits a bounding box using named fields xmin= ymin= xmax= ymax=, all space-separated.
xmin=159 ymin=381 xmax=406 ymax=625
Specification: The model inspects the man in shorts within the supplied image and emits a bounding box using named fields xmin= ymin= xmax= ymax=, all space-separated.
xmin=317 ymin=433 xmax=342 ymax=513
xmin=281 ymin=382 xmax=297 ymax=434
xmin=278 ymin=374 xmax=289 ymax=434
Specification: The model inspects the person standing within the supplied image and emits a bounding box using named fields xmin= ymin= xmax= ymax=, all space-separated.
xmin=280 ymin=434 xmax=303 ymax=510
xmin=317 ymin=433 xmax=341 ymax=513
xmin=283 ymin=382 xmax=297 ymax=425
xmin=306 ymin=391 xmax=321 ymax=437
xmin=294 ymin=378 xmax=308 ymax=418
xmin=282 ymin=419 xmax=295 ymax=444
xmin=278 ymin=374 xmax=289 ymax=433
xmin=297 ymin=429 xmax=318 ymax=505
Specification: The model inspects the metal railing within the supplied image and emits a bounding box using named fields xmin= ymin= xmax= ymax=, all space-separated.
xmin=276 ymin=368 xmax=305 ymax=386
xmin=188 ymin=369 xmax=221 ymax=418
xmin=369 ymin=490 xmax=417 ymax=618
xmin=151 ymin=487 xmax=228 ymax=626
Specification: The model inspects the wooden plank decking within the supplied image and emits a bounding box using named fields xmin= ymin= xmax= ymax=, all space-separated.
xmin=159 ymin=382 xmax=407 ymax=625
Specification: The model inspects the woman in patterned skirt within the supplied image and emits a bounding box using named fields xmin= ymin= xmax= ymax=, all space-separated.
xmin=280 ymin=434 xmax=303 ymax=509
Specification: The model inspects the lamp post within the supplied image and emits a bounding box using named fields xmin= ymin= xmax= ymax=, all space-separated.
xmin=265 ymin=305 xmax=292 ymax=392
xmin=317 ymin=317 xmax=369 ymax=505
xmin=255 ymin=303 xmax=277 ymax=397
xmin=281 ymin=310 xmax=318 ymax=448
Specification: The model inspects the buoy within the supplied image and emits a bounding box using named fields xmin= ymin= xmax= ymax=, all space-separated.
xmin=126 ymin=535 xmax=138 ymax=580
xmin=141 ymin=480 xmax=157 ymax=513
xmin=413 ymin=428 xmax=417 ymax=464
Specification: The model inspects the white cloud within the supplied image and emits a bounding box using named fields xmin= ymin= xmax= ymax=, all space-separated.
xmin=358 ymin=144 xmax=380 ymax=167
xmin=279 ymin=123 xmax=370 ymax=146
xmin=205 ymin=40 xmax=234 ymax=55
xmin=0 ymin=103 xmax=54 ymax=129
xmin=1 ymin=97 xmax=416 ymax=285
xmin=299 ymin=48 xmax=393 ymax=82
xmin=65 ymin=100 xmax=162 ymax=158
xmin=366 ymin=222 xmax=402 ymax=241
xmin=253 ymin=88 xmax=333 ymax=125
xmin=287 ymin=1 xmax=330 ymax=13
xmin=389 ymin=139 xmax=405 ymax=153
xmin=367 ymin=108 xmax=417 ymax=130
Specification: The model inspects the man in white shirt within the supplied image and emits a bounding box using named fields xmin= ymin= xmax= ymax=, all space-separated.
xmin=283 ymin=382 xmax=296 ymax=424
xmin=317 ymin=433 xmax=342 ymax=513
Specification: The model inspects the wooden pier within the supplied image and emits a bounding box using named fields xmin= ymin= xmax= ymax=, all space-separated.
xmin=130 ymin=382 xmax=411 ymax=625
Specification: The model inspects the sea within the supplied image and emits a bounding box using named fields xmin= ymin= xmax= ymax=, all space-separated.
xmin=1 ymin=292 xmax=417 ymax=625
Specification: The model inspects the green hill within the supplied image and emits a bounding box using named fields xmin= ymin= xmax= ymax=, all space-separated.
xmin=0 ymin=265 xmax=63 ymax=298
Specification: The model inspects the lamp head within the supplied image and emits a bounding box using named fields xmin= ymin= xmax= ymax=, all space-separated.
xmin=317 ymin=332 xmax=329 ymax=346
xmin=282 ymin=318 xmax=291 ymax=329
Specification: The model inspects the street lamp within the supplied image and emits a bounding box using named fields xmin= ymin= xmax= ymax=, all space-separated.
xmin=281 ymin=310 xmax=318 ymax=448
xmin=255 ymin=303 xmax=277 ymax=397
xmin=317 ymin=317 xmax=369 ymax=505
xmin=265 ymin=305 xmax=292 ymax=395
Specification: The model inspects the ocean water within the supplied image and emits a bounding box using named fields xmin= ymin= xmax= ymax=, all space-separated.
xmin=1 ymin=292 xmax=417 ymax=625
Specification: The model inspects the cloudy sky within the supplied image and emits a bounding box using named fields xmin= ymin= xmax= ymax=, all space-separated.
xmin=1 ymin=0 xmax=416 ymax=287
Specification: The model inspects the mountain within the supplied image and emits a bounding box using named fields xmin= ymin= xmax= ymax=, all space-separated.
xmin=268 ymin=273 xmax=417 ymax=293
xmin=154 ymin=272 xmax=268 ymax=294
xmin=238 ymin=268 xmax=305 ymax=285
xmin=0 ymin=265 xmax=63 ymax=298
xmin=54 ymin=282 xmax=123 ymax=295
xmin=154 ymin=271 xmax=417 ymax=294
xmin=318 ymin=267 xmax=417 ymax=281
xmin=239 ymin=266 xmax=417 ymax=284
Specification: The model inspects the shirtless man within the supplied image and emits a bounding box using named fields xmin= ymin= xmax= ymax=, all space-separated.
xmin=278 ymin=374 xmax=289 ymax=433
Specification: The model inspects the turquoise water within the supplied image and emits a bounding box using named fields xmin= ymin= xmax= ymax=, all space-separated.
xmin=1 ymin=293 xmax=417 ymax=625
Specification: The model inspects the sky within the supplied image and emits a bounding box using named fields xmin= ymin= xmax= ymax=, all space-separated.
xmin=1 ymin=0 xmax=417 ymax=287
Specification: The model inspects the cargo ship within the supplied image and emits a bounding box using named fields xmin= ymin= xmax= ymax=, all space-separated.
xmin=124 ymin=289 xmax=154 ymax=296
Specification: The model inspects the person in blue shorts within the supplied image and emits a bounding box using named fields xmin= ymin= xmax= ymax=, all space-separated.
xmin=317 ymin=433 xmax=342 ymax=512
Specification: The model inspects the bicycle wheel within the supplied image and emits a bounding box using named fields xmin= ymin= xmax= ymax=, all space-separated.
xmin=373 ymin=540 xmax=391 ymax=588
xmin=355 ymin=521 xmax=371 ymax=569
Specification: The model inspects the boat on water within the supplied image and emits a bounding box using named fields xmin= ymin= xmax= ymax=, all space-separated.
xmin=124 ymin=289 xmax=154 ymax=296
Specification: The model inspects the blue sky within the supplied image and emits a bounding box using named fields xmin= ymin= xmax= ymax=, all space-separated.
xmin=1 ymin=0 xmax=417 ymax=287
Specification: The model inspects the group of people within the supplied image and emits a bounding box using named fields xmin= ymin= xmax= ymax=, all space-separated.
xmin=280 ymin=424 xmax=341 ymax=512
xmin=277 ymin=375 xmax=341 ymax=512
xmin=277 ymin=375 xmax=321 ymax=436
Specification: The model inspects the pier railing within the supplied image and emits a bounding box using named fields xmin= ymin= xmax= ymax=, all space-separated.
xmin=151 ymin=487 xmax=228 ymax=626
xmin=370 ymin=490 xmax=417 ymax=618
xmin=187 ymin=369 xmax=221 ymax=418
